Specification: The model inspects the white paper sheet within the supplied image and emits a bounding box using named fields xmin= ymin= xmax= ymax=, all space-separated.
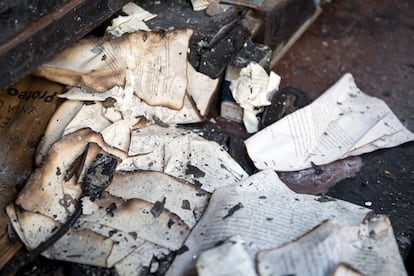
xmin=117 ymin=125 xmax=248 ymax=193
xmin=106 ymin=3 xmax=156 ymax=36
xmin=230 ymin=62 xmax=280 ymax=133
xmin=34 ymin=29 xmax=193 ymax=110
xmin=245 ymin=73 xmax=414 ymax=171
xmin=59 ymin=68 xmax=206 ymax=124
xmin=257 ymin=215 xmax=407 ymax=276
xmin=166 ymin=170 xmax=371 ymax=275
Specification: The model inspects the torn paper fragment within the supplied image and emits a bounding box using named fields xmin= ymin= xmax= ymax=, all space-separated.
xmin=7 ymin=202 xmax=169 ymax=272
xmin=59 ymin=67 xmax=206 ymax=124
xmin=166 ymin=170 xmax=370 ymax=275
xmin=34 ymin=29 xmax=193 ymax=110
xmin=106 ymin=3 xmax=156 ymax=36
xmin=117 ymin=125 xmax=248 ymax=192
xmin=196 ymin=235 xmax=256 ymax=276
xmin=257 ymin=215 xmax=407 ymax=276
xmin=187 ymin=62 xmax=220 ymax=116
xmin=15 ymin=129 xmax=127 ymax=223
xmin=106 ymin=171 xmax=210 ymax=227
xmin=191 ymin=0 xmax=210 ymax=11
xmin=245 ymin=73 xmax=414 ymax=171
xmin=230 ymin=61 xmax=280 ymax=133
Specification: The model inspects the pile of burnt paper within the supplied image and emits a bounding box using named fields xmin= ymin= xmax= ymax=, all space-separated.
xmin=4 ymin=2 xmax=413 ymax=276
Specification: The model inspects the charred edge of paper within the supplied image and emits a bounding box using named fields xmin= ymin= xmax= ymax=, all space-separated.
xmin=222 ymin=202 xmax=244 ymax=220
xmin=185 ymin=164 xmax=206 ymax=178
xmin=151 ymin=197 xmax=167 ymax=218
xmin=64 ymin=150 xmax=87 ymax=182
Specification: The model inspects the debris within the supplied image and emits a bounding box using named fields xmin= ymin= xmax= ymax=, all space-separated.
xmin=2 ymin=1 xmax=412 ymax=274
xmin=5 ymin=128 xmax=210 ymax=273
xmin=245 ymin=73 xmax=414 ymax=171
xmin=220 ymin=39 xmax=272 ymax=123
xmin=221 ymin=0 xmax=320 ymax=67
xmin=106 ymin=171 xmax=210 ymax=227
xmin=34 ymin=29 xmax=193 ymax=111
xmin=139 ymin=0 xmax=249 ymax=78
xmin=365 ymin=201 xmax=373 ymax=207
xmin=166 ymin=170 xmax=372 ymax=275
xmin=278 ymin=156 xmax=363 ymax=194
xmin=117 ymin=124 xmax=248 ymax=192
xmin=230 ymin=61 xmax=280 ymax=133
xmin=260 ymin=86 xmax=311 ymax=129
xmin=106 ymin=3 xmax=157 ymax=36
xmin=257 ymin=215 xmax=406 ymax=276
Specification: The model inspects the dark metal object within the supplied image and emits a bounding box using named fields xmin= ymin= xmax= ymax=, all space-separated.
xmin=138 ymin=0 xmax=250 ymax=79
xmin=260 ymin=87 xmax=310 ymax=129
xmin=0 ymin=0 xmax=130 ymax=91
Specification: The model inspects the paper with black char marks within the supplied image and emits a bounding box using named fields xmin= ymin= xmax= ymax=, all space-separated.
xmin=166 ymin=170 xmax=371 ymax=275
xmin=245 ymin=73 xmax=414 ymax=171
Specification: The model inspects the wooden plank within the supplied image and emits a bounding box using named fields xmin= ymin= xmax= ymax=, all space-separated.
xmin=0 ymin=0 xmax=130 ymax=91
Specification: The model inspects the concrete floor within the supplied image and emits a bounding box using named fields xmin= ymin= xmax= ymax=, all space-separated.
xmin=273 ymin=0 xmax=414 ymax=131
